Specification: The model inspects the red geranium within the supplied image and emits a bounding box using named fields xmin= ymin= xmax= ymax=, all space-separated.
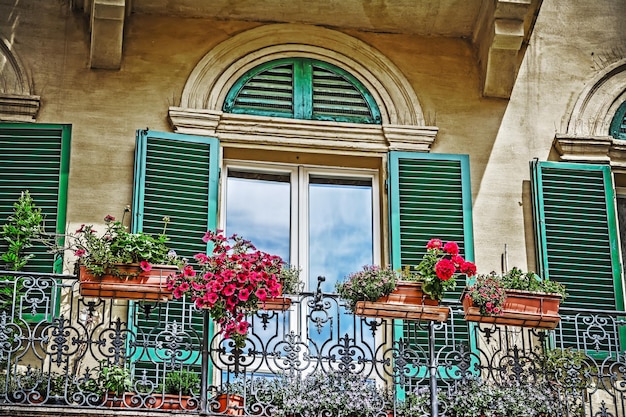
xmin=412 ymin=238 xmax=477 ymax=301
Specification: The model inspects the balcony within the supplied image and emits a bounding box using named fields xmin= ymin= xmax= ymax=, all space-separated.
xmin=0 ymin=270 xmax=623 ymax=417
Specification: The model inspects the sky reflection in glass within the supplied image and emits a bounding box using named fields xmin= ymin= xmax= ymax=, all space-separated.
xmin=225 ymin=175 xmax=291 ymax=263
xmin=309 ymin=181 xmax=373 ymax=291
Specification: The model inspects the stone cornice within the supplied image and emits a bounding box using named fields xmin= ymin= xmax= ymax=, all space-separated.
xmin=552 ymin=134 xmax=626 ymax=173
xmin=0 ymin=93 xmax=40 ymax=122
xmin=169 ymin=107 xmax=437 ymax=154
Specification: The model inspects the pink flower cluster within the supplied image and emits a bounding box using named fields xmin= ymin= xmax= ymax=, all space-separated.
xmin=425 ymin=239 xmax=477 ymax=281
xmin=167 ymin=230 xmax=284 ymax=346
xmin=466 ymin=274 xmax=507 ymax=316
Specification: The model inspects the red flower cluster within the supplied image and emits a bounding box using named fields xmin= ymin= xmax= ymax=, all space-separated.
xmin=167 ymin=230 xmax=284 ymax=347
xmin=425 ymin=239 xmax=477 ymax=281
xmin=415 ymin=238 xmax=477 ymax=301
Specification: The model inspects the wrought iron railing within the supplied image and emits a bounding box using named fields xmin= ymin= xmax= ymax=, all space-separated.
xmin=0 ymin=270 xmax=624 ymax=417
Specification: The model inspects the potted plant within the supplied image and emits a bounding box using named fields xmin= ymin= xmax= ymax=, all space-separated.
xmin=167 ymin=230 xmax=285 ymax=348
xmin=461 ymin=267 xmax=567 ymax=329
xmin=150 ymin=368 xmax=200 ymax=410
xmin=212 ymin=379 xmax=246 ymax=416
xmin=258 ymin=265 xmax=303 ymax=311
xmin=63 ymin=207 xmax=181 ymax=301
xmin=335 ymin=264 xmax=399 ymax=312
xmin=403 ymin=238 xmax=477 ymax=303
xmin=97 ymin=362 xmax=134 ymax=407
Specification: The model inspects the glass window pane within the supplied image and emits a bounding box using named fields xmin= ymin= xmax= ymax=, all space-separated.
xmin=308 ymin=177 xmax=373 ymax=291
xmin=225 ymin=171 xmax=291 ymax=262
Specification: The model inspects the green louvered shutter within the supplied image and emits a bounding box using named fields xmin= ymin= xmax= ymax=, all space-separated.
xmin=0 ymin=124 xmax=70 ymax=273
xmin=610 ymin=101 xmax=626 ymax=140
xmin=388 ymin=152 xmax=474 ymax=387
xmin=223 ymin=58 xmax=380 ymax=124
xmin=531 ymin=161 xmax=623 ymax=350
xmin=311 ymin=61 xmax=380 ymax=123
xmin=130 ymin=129 xmax=219 ymax=376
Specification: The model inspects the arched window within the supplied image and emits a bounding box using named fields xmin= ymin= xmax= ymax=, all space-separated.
xmin=610 ymin=100 xmax=626 ymax=140
xmin=223 ymin=58 xmax=381 ymax=124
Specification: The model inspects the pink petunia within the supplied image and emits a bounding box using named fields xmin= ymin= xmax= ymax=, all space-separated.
xmin=74 ymin=249 xmax=86 ymax=257
xmin=140 ymin=261 xmax=152 ymax=271
xmin=255 ymin=288 xmax=268 ymax=301
xmin=238 ymin=288 xmax=250 ymax=302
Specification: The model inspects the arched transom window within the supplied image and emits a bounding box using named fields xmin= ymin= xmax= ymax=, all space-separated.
xmin=223 ymin=58 xmax=381 ymax=124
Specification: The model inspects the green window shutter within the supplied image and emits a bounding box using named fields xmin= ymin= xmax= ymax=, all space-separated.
xmin=531 ymin=161 xmax=622 ymax=310
xmin=389 ymin=152 xmax=474 ymax=268
xmin=223 ymin=58 xmax=381 ymax=124
xmin=130 ymin=129 xmax=220 ymax=375
xmin=610 ymin=101 xmax=626 ymax=140
xmin=388 ymin=152 xmax=474 ymax=388
xmin=530 ymin=161 xmax=623 ymax=351
xmin=0 ymin=123 xmax=71 ymax=273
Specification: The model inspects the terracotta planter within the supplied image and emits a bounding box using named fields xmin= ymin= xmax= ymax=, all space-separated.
xmin=148 ymin=393 xmax=197 ymax=410
xmin=377 ymin=281 xmax=439 ymax=306
xmin=103 ymin=392 xmax=137 ymax=408
xmin=257 ymin=296 xmax=292 ymax=311
xmin=212 ymin=393 xmax=245 ymax=415
xmin=462 ymin=288 xmax=562 ymax=329
xmin=354 ymin=281 xmax=449 ymax=322
xmin=79 ymin=264 xmax=177 ymax=302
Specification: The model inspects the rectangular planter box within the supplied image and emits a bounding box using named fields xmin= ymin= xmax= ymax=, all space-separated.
xmin=462 ymin=288 xmax=562 ymax=329
xmin=79 ymin=264 xmax=177 ymax=302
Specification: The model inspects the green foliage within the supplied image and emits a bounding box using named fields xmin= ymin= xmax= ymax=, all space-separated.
xmin=403 ymin=239 xmax=476 ymax=301
xmin=164 ymin=369 xmax=200 ymax=395
xmin=97 ymin=363 xmax=132 ymax=396
xmin=279 ymin=265 xmax=303 ymax=295
xmin=445 ymin=379 xmax=562 ymax=417
xmin=0 ymin=191 xmax=44 ymax=271
xmin=500 ymin=267 xmax=567 ymax=299
xmin=65 ymin=208 xmax=177 ymax=277
xmin=335 ymin=265 xmax=399 ymax=312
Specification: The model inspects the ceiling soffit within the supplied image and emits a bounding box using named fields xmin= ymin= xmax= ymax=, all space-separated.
xmin=73 ymin=0 xmax=541 ymax=100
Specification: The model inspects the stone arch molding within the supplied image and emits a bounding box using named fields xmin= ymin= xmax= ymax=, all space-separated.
xmin=168 ymin=24 xmax=437 ymax=154
xmin=0 ymin=36 xmax=40 ymax=122
xmin=554 ymin=59 xmax=626 ymax=169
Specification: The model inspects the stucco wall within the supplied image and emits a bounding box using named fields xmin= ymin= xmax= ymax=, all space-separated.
xmin=1 ymin=0 xmax=626 ymax=275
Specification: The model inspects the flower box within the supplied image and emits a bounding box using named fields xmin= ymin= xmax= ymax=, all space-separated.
xmin=79 ymin=264 xmax=177 ymax=302
xmin=461 ymin=288 xmax=562 ymax=329
xmin=354 ymin=281 xmax=449 ymax=322
xmin=257 ymin=296 xmax=292 ymax=311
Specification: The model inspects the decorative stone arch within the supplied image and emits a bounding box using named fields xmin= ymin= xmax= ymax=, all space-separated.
xmin=554 ymin=59 xmax=626 ymax=171
xmin=168 ymin=24 xmax=437 ymax=154
xmin=0 ymin=36 xmax=40 ymax=122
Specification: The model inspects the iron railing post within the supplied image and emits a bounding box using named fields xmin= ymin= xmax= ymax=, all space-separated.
xmin=429 ymin=320 xmax=438 ymax=417
xmin=200 ymin=308 xmax=210 ymax=415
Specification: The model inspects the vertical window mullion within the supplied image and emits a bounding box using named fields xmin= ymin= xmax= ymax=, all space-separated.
xmin=293 ymin=60 xmax=313 ymax=119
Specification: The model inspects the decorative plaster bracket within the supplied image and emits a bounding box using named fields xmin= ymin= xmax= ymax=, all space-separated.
xmin=475 ymin=0 xmax=538 ymax=98
xmin=89 ymin=0 xmax=125 ymax=69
